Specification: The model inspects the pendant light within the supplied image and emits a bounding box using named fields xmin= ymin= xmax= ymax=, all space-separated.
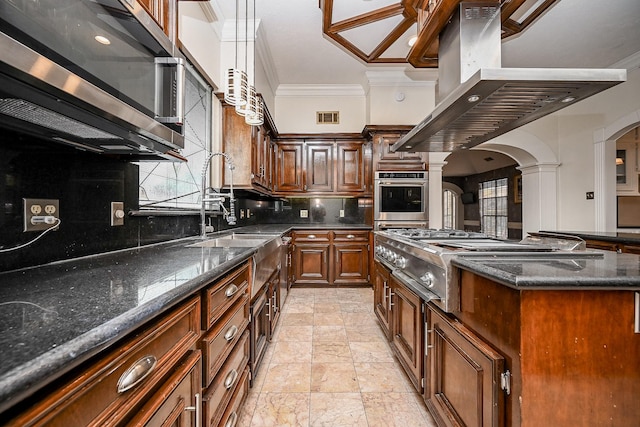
xmin=235 ymin=0 xmax=253 ymax=116
xmin=246 ymin=0 xmax=264 ymax=126
xmin=224 ymin=0 xmax=247 ymax=107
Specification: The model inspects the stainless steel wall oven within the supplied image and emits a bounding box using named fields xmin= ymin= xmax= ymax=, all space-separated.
xmin=374 ymin=171 xmax=428 ymax=229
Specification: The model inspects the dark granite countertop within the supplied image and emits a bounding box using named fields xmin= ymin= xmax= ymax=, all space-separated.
xmin=453 ymin=250 xmax=640 ymax=290
xmin=0 ymin=223 xmax=371 ymax=412
xmin=540 ymin=230 xmax=640 ymax=246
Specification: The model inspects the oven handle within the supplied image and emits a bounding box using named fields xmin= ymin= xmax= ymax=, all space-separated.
xmin=390 ymin=270 xmax=441 ymax=302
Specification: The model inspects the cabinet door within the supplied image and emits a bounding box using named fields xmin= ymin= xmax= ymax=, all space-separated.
xmin=373 ymin=261 xmax=392 ymax=340
xmin=336 ymin=141 xmax=365 ymax=193
xmin=293 ymin=244 xmax=330 ymax=285
xmin=249 ymin=288 xmax=270 ymax=383
xmin=127 ymin=351 xmax=202 ymax=427
xmin=428 ymin=305 xmax=505 ymax=427
xmin=268 ymin=272 xmax=281 ymax=337
xmin=391 ymin=280 xmax=423 ymax=392
xmin=372 ymin=133 xmax=426 ymax=171
xmin=333 ymin=243 xmax=369 ymax=285
xmin=275 ymin=143 xmax=304 ymax=192
xmin=305 ymin=141 xmax=334 ymax=192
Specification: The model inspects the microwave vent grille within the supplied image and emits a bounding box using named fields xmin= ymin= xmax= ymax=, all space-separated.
xmin=0 ymin=98 xmax=121 ymax=140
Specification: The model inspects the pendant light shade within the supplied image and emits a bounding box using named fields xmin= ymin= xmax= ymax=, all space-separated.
xmin=224 ymin=68 xmax=247 ymax=106
xmin=235 ymin=76 xmax=252 ymax=116
xmin=245 ymin=86 xmax=264 ymax=125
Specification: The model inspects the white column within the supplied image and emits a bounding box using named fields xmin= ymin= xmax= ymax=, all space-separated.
xmin=519 ymin=163 xmax=560 ymax=235
xmin=593 ymin=131 xmax=616 ymax=232
xmin=428 ymin=153 xmax=449 ymax=229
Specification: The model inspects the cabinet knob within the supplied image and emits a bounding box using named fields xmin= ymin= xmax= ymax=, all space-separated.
xmin=224 ymin=324 xmax=239 ymax=341
xmin=117 ymin=355 xmax=157 ymax=393
xmin=225 ymin=284 xmax=239 ymax=298
xmin=224 ymin=369 xmax=239 ymax=389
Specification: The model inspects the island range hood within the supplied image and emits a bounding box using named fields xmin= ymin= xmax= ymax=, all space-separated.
xmin=391 ymin=2 xmax=627 ymax=153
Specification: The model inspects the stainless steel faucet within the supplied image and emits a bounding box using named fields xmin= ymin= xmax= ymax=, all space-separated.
xmin=201 ymin=152 xmax=236 ymax=238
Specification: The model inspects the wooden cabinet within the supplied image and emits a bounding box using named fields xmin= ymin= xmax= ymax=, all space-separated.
xmin=5 ymin=296 xmax=201 ymax=426
xmin=373 ymin=261 xmax=392 ymax=340
xmin=363 ymin=126 xmax=427 ymax=171
xmin=455 ymin=270 xmax=640 ymax=427
xmin=249 ymin=285 xmax=270 ymax=383
xmin=267 ymin=270 xmax=282 ymax=337
xmin=305 ymin=141 xmax=335 ymax=192
xmin=427 ymin=303 xmax=505 ymax=427
xmin=274 ymin=142 xmax=305 ymax=193
xmin=291 ymin=230 xmax=370 ymax=286
xmin=332 ymin=230 xmax=369 ymax=285
xmin=391 ymin=280 xmax=424 ymax=393
xmin=136 ymin=0 xmax=176 ymax=40
xmin=292 ymin=230 xmax=331 ymax=285
xmin=273 ymin=136 xmax=369 ymax=196
xmin=219 ymin=95 xmax=274 ymax=194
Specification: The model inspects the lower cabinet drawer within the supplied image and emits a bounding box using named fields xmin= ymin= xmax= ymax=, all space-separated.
xmin=126 ymin=350 xmax=202 ymax=426
xmin=203 ymin=262 xmax=250 ymax=329
xmin=202 ymin=330 xmax=250 ymax=427
xmin=7 ymin=296 xmax=201 ymax=427
xmin=217 ymin=366 xmax=250 ymax=427
xmin=201 ymin=295 xmax=250 ymax=387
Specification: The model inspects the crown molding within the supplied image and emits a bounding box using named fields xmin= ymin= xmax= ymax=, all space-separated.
xmin=611 ymin=50 xmax=640 ymax=71
xmin=255 ymin=23 xmax=280 ymax=94
xmin=276 ymin=84 xmax=366 ymax=97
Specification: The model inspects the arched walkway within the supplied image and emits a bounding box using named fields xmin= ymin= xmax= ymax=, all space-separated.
xmin=429 ymin=129 xmax=560 ymax=234
xmin=593 ymin=108 xmax=640 ymax=231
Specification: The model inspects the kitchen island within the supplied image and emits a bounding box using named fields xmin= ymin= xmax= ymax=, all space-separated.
xmin=438 ymin=252 xmax=640 ymax=427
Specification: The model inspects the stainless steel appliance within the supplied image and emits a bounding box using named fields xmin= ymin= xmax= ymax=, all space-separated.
xmin=392 ymin=2 xmax=626 ymax=154
xmin=0 ymin=0 xmax=186 ymax=159
xmin=374 ymin=228 xmax=600 ymax=312
xmin=374 ymin=171 xmax=428 ymax=229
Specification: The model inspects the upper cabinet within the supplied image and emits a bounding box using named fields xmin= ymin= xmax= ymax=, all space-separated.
xmin=136 ymin=0 xmax=177 ymax=42
xmin=218 ymin=94 xmax=276 ymax=195
xmin=363 ymin=125 xmax=427 ymax=171
xmin=273 ymin=135 xmax=370 ymax=197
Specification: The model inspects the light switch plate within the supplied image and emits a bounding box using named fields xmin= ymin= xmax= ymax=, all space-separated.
xmin=110 ymin=202 xmax=125 ymax=226
xmin=339 ymin=209 xmax=345 ymax=217
xmin=300 ymin=209 xmax=308 ymax=218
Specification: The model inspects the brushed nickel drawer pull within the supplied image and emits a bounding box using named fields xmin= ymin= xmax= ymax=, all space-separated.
xmin=635 ymin=292 xmax=640 ymax=334
xmin=225 ymin=284 xmax=239 ymax=298
xmin=224 ymin=369 xmax=239 ymax=389
xmin=185 ymin=392 xmax=202 ymax=427
xmin=308 ymin=234 xmax=316 ymax=239
xmin=117 ymin=355 xmax=157 ymax=393
xmin=225 ymin=412 xmax=238 ymax=427
xmin=346 ymin=234 xmax=355 ymax=239
xmin=224 ymin=324 xmax=239 ymax=341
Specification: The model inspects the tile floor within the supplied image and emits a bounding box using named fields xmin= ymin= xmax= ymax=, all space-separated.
xmin=238 ymin=287 xmax=437 ymax=427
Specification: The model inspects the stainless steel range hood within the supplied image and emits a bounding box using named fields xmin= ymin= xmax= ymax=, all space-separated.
xmin=392 ymin=2 xmax=627 ymax=153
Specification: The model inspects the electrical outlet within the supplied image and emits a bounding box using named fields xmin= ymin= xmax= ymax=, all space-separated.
xmin=111 ymin=202 xmax=125 ymax=226
xmin=240 ymin=209 xmax=245 ymax=219
xmin=339 ymin=209 xmax=345 ymax=218
xmin=300 ymin=209 xmax=308 ymax=218
xmin=23 ymin=198 xmax=59 ymax=232
xmin=246 ymin=209 xmax=251 ymax=217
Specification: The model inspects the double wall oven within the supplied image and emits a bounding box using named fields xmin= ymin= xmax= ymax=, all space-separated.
xmin=374 ymin=171 xmax=428 ymax=229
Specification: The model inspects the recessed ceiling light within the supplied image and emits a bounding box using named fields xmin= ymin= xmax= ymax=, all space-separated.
xmin=407 ymin=35 xmax=417 ymax=47
xmin=467 ymin=95 xmax=481 ymax=103
xmin=94 ymin=35 xmax=111 ymax=45
xmin=561 ymin=96 xmax=576 ymax=103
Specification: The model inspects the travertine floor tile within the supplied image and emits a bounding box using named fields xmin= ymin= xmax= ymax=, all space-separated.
xmin=313 ymin=325 xmax=348 ymax=343
xmin=345 ymin=324 xmax=387 ymax=343
xmin=312 ymin=342 xmax=353 ymax=363
xmin=261 ymin=363 xmax=311 ymax=392
xmin=349 ymin=341 xmax=395 ymax=363
xmin=284 ymin=301 xmax=315 ymax=314
xmin=354 ymin=362 xmax=411 ymax=392
xmin=277 ymin=325 xmax=314 ymax=342
xmin=309 ymin=392 xmax=368 ymax=427
xmin=281 ymin=312 xmax=315 ymax=326
xmin=270 ymin=341 xmax=313 ymax=364
xmin=362 ymin=392 xmax=437 ymax=427
xmin=249 ymin=392 xmax=310 ymax=427
xmin=313 ymin=302 xmax=342 ymax=313
xmin=342 ymin=312 xmax=378 ymax=327
xmin=310 ymin=362 xmax=360 ymax=392
xmin=313 ymin=312 xmax=344 ymax=326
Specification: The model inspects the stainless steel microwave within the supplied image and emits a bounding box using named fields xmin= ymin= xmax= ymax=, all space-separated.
xmin=374 ymin=171 xmax=429 ymax=226
xmin=0 ymin=0 xmax=185 ymax=160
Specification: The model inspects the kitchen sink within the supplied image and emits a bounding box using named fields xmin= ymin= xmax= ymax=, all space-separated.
xmin=186 ymin=233 xmax=281 ymax=248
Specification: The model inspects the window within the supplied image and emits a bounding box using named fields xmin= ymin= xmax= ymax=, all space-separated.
xmin=443 ymin=189 xmax=457 ymax=230
xmin=479 ymin=178 xmax=508 ymax=239
xmin=138 ymin=62 xmax=212 ymax=209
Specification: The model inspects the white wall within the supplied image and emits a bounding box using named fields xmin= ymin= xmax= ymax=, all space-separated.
xmin=178 ymin=3 xmax=222 ymax=87
xmin=368 ymin=84 xmax=436 ymax=125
